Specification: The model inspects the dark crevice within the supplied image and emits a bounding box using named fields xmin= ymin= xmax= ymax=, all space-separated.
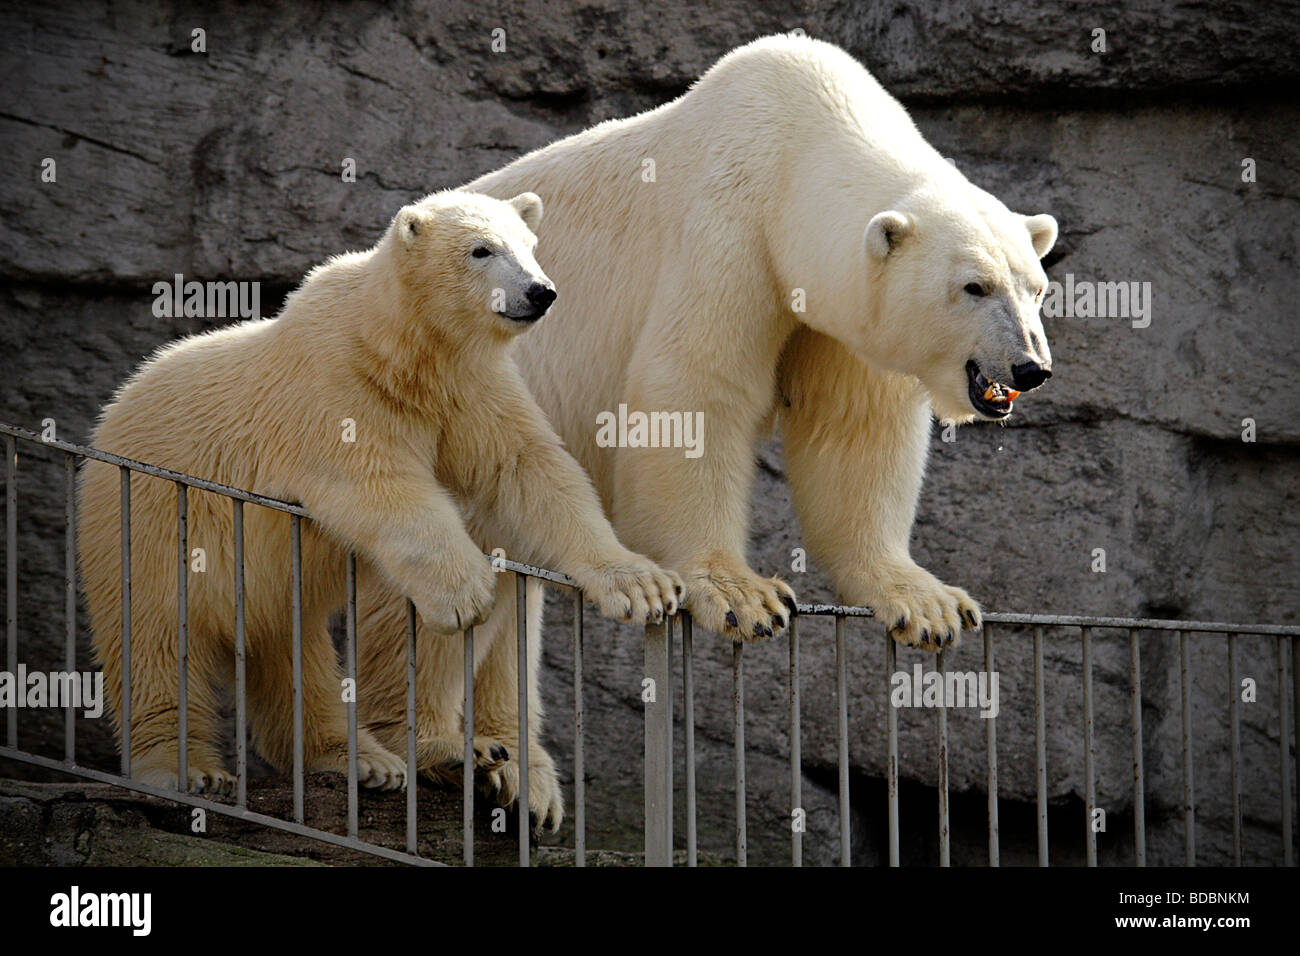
xmin=895 ymin=79 xmax=1300 ymax=113
xmin=0 ymin=111 xmax=158 ymax=166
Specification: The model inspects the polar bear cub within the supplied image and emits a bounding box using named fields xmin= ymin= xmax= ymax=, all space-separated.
xmin=77 ymin=190 xmax=682 ymax=802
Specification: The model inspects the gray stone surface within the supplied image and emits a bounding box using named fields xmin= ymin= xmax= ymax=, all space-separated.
xmin=1 ymin=1 xmax=1296 ymax=865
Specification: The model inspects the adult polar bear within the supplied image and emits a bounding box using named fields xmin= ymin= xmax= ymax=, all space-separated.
xmin=460 ymin=34 xmax=1056 ymax=648
xmin=362 ymin=34 xmax=1057 ymax=827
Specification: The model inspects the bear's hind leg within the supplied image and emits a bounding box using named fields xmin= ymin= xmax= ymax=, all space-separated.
xmin=412 ymin=622 xmax=512 ymax=786
xmin=247 ymin=622 xmax=406 ymax=790
xmin=127 ymin=637 xmax=234 ymax=795
xmin=469 ymin=574 xmax=564 ymax=833
xmin=355 ymin=583 xmax=509 ymax=788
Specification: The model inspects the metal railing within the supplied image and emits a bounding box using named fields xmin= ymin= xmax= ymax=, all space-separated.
xmin=2 ymin=420 xmax=1298 ymax=866
xmin=1 ymin=422 xmax=576 ymax=867
xmin=647 ymin=610 xmax=1299 ymax=867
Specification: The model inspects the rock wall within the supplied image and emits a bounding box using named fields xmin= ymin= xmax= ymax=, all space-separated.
xmin=1 ymin=1 xmax=1296 ymax=865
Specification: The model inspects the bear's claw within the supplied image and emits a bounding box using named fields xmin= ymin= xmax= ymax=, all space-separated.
xmin=575 ymin=556 xmax=683 ymax=628
xmin=683 ymin=560 xmax=797 ymax=642
xmin=357 ymin=747 xmax=408 ymax=791
xmin=860 ymin=561 xmax=982 ymax=654
xmin=135 ymin=764 xmax=236 ymax=797
xmin=480 ymin=745 xmax=565 ymax=834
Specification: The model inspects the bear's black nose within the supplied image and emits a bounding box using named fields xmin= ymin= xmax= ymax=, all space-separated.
xmin=526 ymin=283 xmax=557 ymax=314
xmin=1011 ymin=361 xmax=1052 ymax=391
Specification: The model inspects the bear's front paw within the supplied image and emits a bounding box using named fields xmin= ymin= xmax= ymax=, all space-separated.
xmin=682 ymin=557 xmax=797 ymax=641
xmin=572 ymin=554 xmax=683 ymax=625
xmin=417 ymin=553 xmax=496 ymax=634
xmin=851 ymin=563 xmax=981 ymax=652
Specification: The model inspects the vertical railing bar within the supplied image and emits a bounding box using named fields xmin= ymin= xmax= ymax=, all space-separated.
xmin=836 ymin=616 xmax=850 ymax=867
xmin=233 ymin=500 xmax=247 ymax=808
xmin=643 ymin=616 xmax=671 ymax=866
xmin=176 ymin=482 xmax=188 ymax=790
xmin=733 ymin=640 xmax=746 ymax=867
xmin=984 ymin=624 xmax=999 ymax=867
xmin=1293 ymin=635 xmax=1300 ymax=864
xmin=1278 ymin=636 xmax=1293 ymax=867
xmin=64 ymin=453 xmax=75 ymax=764
xmin=1129 ymin=629 xmax=1145 ymax=866
xmin=516 ymin=573 xmax=529 ymax=867
xmin=1228 ymin=632 xmax=1239 ymax=865
xmin=463 ymin=624 xmax=474 ymax=867
xmin=1184 ymin=629 xmax=1198 ymax=866
xmin=290 ymin=514 xmax=303 ymax=823
xmin=405 ymin=598 xmax=417 ymax=855
xmin=682 ymin=611 xmax=696 ymax=867
xmin=119 ymin=466 xmax=132 ymax=777
xmin=344 ymin=550 xmax=357 ymax=835
xmin=790 ymin=613 xmax=802 ymax=867
xmin=1034 ymin=625 xmax=1048 ymax=867
xmin=572 ymin=591 xmax=584 ymax=867
xmin=937 ymin=647 xmax=949 ymax=867
xmin=1082 ymin=626 xmax=1096 ymax=867
xmin=666 ymin=612 xmax=674 ymax=851
xmin=886 ymin=633 xmax=899 ymax=867
xmin=4 ymin=435 xmax=15 ymax=749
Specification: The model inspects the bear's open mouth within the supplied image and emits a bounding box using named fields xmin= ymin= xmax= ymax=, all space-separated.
xmin=966 ymin=360 xmax=1019 ymax=419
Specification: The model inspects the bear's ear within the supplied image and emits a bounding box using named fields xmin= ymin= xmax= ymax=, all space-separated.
xmin=508 ymin=192 xmax=544 ymax=233
xmin=395 ymin=206 xmax=433 ymax=245
xmin=1024 ymin=214 xmax=1058 ymax=259
xmin=864 ymin=210 xmax=911 ymax=261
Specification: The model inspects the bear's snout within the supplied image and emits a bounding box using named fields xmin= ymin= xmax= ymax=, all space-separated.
xmin=1011 ymin=361 xmax=1051 ymax=392
xmin=525 ymin=281 xmax=557 ymax=316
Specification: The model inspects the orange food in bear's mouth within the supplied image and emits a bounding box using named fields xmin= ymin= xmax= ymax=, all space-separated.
xmin=982 ymin=383 xmax=1021 ymax=403
xmin=966 ymin=360 xmax=1018 ymax=417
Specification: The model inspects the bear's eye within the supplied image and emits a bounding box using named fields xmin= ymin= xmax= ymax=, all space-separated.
xmin=471 ymin=246 xmax=492 ymax=259
xmin=964 ymin=282 xmax=987 ymax=297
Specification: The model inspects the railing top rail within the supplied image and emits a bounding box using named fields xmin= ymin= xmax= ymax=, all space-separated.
xmin=5 ymin=420 xmax=1293 ymax=635
xmin=1 ymin=421 xmax=312 ymax=517
xmin=2 ymin=421 xmax=581 ymax=587
xmin=792 ymin=602 xmax=1300 ymax=636
xmin=982 ymin=611 xmax=1300 ymax=637
xmin=795 ymin=603 xmax=875 ymax=618
xmin=493 ymin=556 xmax=577 ymax=589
